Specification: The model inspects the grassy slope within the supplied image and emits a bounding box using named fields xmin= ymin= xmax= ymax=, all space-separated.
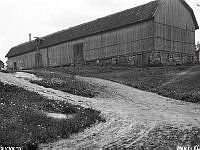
xmin=27 ymin=65 xmax=200 ymax=149
xmin=0 ymin=82 xmax=105 ymax=149
xmin=28 ymin=70 xmax=104 ymax=98
xmin=37 ymin=64 xmax=200 ymax=103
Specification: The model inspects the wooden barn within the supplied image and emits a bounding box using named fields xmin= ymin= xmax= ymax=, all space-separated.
xmin=6 ymin=0 xmax=199 ymax=70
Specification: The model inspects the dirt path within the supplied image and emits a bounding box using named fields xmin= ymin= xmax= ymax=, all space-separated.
xmin=0 ymin=72 xmax=200 ymax=149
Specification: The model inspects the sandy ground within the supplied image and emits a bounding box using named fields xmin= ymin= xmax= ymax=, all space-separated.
xmin=14 ymin=72 xmax=42 ymax=81
xmin=0 ymin=72 xmax=200 ymax=149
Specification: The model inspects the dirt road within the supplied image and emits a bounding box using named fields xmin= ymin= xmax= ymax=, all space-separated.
xmin=0 ymin=72 xmax=200 ymax=149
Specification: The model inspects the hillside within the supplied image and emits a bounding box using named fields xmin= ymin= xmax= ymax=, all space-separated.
xmin=0 ymin=69 xmax=200 ymax=149
xmin=1 ymin=65 xmax=200 ymax=149
xmin=34 ymin=64 xmax=200 ymax=103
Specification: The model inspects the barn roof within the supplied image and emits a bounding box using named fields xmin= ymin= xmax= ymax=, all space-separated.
xmin=5 ymin=0 xmax=199 ymax=58
xmin=6 ymin=0 xmax=159 ymax=58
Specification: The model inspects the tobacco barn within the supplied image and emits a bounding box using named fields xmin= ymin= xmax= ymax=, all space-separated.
xmin=6 ymin=0 xmax=199 ymax=70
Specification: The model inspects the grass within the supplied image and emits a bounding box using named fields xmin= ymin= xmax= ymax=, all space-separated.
xmin=28 ymin=70 xmax=104 ymax=98
xmin=116 ymin=125 xmax=200 ymax=149
xmin=35 ymin=64 xmax=200 ymax=103
xmin=95 ymin=65 xmax=200 ymax=103
xmin=138 ymin=125 xmax=200 ymax=149
xmin=2 ymin=65 xmax=200 ymax=149
xmin=0 ymin=81 xmax=105 ymax=149
xmin=0 ymin=70 xmax=15 ymax=73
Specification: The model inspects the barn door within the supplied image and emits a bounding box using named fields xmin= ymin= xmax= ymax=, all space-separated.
xmin=73 ymin=43 xmax=84 ymax=65
xmin=35 ymin=52 xmax=42 ymax=68
xmin=13 ymin=62 xmax=17 ymax=70
xmin=137 ymin=54 xmax=143 ymax=66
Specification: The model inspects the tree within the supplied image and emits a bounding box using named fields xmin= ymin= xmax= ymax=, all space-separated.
xmin=0 ymin=60 xmax=4 ymax=70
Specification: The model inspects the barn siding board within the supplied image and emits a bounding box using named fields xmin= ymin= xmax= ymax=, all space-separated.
xmin=8 ymin=51 xmax=36 ymax=69
xmin=153 ymin=0 xmax=196 ymax=64
xmin=87 ymin=20 xmax=151 ymax=62
xmin=80 ymin=20 xmax=154 ymax=61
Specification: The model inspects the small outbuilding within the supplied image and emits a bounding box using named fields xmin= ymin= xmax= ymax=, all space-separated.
xmin=5 ymin=0 xmax=199 ymax=70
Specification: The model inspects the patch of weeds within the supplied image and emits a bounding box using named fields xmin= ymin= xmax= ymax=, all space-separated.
xmin=123 ymin=125 xmax=200 ymax=150
xmin=31 ymin=78 xmax=97 ymax=98
xmin=28 ymin=71 xmax=100 ymax=98
xmin=79 ymin=65 xmax=200 ymax=103
xmin=0 ymin=82 xmax=105 ymax=149
xmin=29 ymin=65 xmax=200 ymax=103
xmin=0 ymin=70 xmax=16 ymax=73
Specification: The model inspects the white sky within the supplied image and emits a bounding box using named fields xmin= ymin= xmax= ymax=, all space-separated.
xmin=0 ymin=0 xmax=199 ymax=63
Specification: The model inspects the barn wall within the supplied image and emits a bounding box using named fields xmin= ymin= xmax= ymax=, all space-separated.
xmin=153 ymin=0 xmax=196 ymax=64
xmin=42 ymin=20 xmax=154 ymax=67
xmin=8 ymin=20 xmax=155 ymax=69
xmin=7 ymin=51 xmax=36 ymax=70
xmin=46 ymin=42 xmax=76 ymax=67
xmin=83 ymin=20 xmax=154 ymax=63
xmin=155 ymin=0 xmax=195 ymax=30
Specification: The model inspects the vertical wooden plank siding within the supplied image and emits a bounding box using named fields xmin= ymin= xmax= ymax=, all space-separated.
xmin=154 ymin=0 xmax=196 ymax=64
xmin=8 ymin=51 xmax=36 ymax=69
xmin=8 ymin=20 xmax=155 ymax=69
xmin=83 ymin=20 xmax=154 ymax=61
xmin=36 ymin=20 xmax=154 ymax=68
xmin=155 ymin=0 xmax=195 ymax=30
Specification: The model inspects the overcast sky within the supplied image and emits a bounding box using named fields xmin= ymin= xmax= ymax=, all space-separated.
xmin=0 ymin=0 xmax=199 ymax=63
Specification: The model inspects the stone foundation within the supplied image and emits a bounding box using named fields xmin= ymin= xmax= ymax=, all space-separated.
xmin=149 ymin=52 xmax=194 ymax=66
xmin=81 ymin=51 xmax=195 ymax=67
xmin=86 ymin=52 xmax=195 ymax=66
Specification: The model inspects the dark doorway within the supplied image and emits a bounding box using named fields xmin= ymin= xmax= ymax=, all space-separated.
xmin=137 ymin=54 xmax=143 ymax=66
xmin=13 ymin=62 xmax=17 ymax=70
xmin=73 ymin=43 xmax=84 ymax=65
xmin=35 ymin=52 xmax=42 ymax=68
